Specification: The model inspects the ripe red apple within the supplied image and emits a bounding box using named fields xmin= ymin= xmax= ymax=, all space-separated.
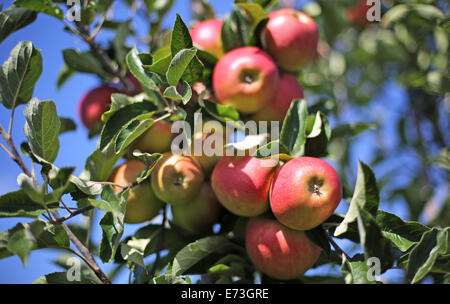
xmin=110 ymin=159 xmax=164 ymax=224
xmin=190 ymin=19 xmax=224 ymax=58
xmin=132 ymin=120 xmax=173 ymax=154
xmin=346 ymin=0 xmax=372 ymax=28
xmin=211 ymin=156 xmax=278 ymax=217
xmin=212 ymin=47 xmax=280 ymax=114
xmin=263 ymin=9 xmax=319 ymax=72
xmin=151 ymin=152 xmax=205 ymax=205
xmin=245 ymin=217 xmax=321 ymax=280
xmin=251 ymin=73 xmax=304 ymax=123
xmin=171 ymin=183 xmax=223 ymax=234
xmin=270 ymin=157 xmax=342 ymax=231
xmin=78 ymin=85 xmax=120 ymax=130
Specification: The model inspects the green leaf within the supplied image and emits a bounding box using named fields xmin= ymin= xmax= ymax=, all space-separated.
xmin=0 ymin=6 xmax=37 ymax=43
xmin=341 ymin=257 xmax=376 ymax=284
xmin=62 ymin=49 xmax=108 ymax=77
xmin=431 ymin=148 xmax=450 ymax=171
xmin=14 ymin=0 xmax=64 ymax=20
xmin=113 ymin=20 xmax=131 ymax=67
xmin=221 ymin=15 xmax=238 ymax=52
xmin=202 ymin=99 xmax=240 ymax=122
xmin=99 ymin=101 xmax=157 ymax=151
xmin=280 ymin=99 xmax=308 ymax=157
xmin=305 ymin=111 xmax=331 ymax=157
xmin=163 ymin=81 xmax=192 ymax=104
xmin=0 ymin=41 xmax=42 ymax=109
xmin=170 ymin=14 xmax=193 ymax=56
xmin=80 ymin=145 xmax=122 ymax=182
xmin=152 ymin=274 xmax=191 ymax=284
xmin=253 ymin=140 xmax=293 ymax=161
xmin=23 ymin=98 xmax=60 ymax=163
xmin=332 ymin=122 xmax=376 ymax=139
xmin=166 ymin=48 xmax=197 ymax=86
xmin=59 ymin=117 xmax=77 ymax=134
xmin=335 ymin=161 xmax=379 ymax=237
xmin=406 ymin=227 xmax=449 ymax=284
xmin=56 ymin=64 xmax=75 ymax=90
xmin=32 ymin=272 xmax=99 ymax=284
xmin=132 ymin=152 xmax=163 ymax=184
xmin=4 ymin=220 xmax=69 ymax=265
xmin=0 ymin=189 xmax=59 ymax=218
xmin=235 ymin=3 xmax=266 ymax=27
xmin=305 ymin=226 xmax=331 ymax=256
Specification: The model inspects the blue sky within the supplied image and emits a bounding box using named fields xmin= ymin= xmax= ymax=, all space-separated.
xmin=0 ymin=0 xmax=443 ymax=284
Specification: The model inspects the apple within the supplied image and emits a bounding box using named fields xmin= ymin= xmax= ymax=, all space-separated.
xmin=212 ymin=46 xmax=280 ymax=114
xmin=211 ymin=156 xmax=278 ymax=217
xmin=190 ymin=120 xmax=226 ymax=177
xmin=151 ymin=152 xmax=205 ymax=205
xmin=346 ymin=0 xmax=372 ymax=28
xmin=270 ymin=157 xmax=342 ymax=231
xmin=131 ymin=120 xmax=173 ymax=154
xmin=190 ymin=19 xmax=224 ymax=58
xmin=263 ymin=9 xmax=319 ymax=72
xmin=78 ymin=85 xmax=120 ymax=130
xmin=245 ymin=216 xmax=322 ymax=280
xmin=171 ymin=183 xmax=223 ymax=234
xmin=251 ymin=73 xmax=304 ymax=123
xmin=110 ymin=159 xmax=164 ymax=224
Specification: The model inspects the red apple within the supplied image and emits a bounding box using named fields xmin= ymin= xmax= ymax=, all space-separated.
xmin=110 ymin=159 xmax=164 ymax=224
xmin=171 ymin=183 xmax=223 ymax=234
xmin=346 ymin=0 xmax=373 ymax=28
xmin=251 ymin=73 xmax=304 ymax=123
xmin=263 ymin=9 xmax=319 ymax=72
xmin=246 ymin=217 xmax=321 ymax=280
xmin=78 ymin=85 xmax=120 ymax=130
xmin=132 ymin=120 xmax=173 ymax=154
xmin=151 ymin=152 xmax=205 ymax=205
xmin=190 ymin=19 xmax=224 ymax=58
xmin=270 ymin=157 xmax=342 ymax=231
xmin=212 ymin=47 xmax=279 ymax=114
xmin=211 ymin=156 xmax=278 ymax=217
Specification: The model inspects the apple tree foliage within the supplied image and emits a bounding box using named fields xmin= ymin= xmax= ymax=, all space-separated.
xmin=0 ymin=0 xmax=448 ymax=284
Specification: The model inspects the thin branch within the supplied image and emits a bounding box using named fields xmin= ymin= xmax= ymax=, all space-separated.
xmin=54 ymin=206 xmax=94 ymax=224
xmin=322 ymin=226 xmax=350 ymax=260
xmin=150 ymin=206 xmax=167 ymax=279
xmin=0 ymin=143 xmax=13 ymax=159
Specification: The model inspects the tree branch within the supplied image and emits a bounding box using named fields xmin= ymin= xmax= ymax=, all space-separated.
xmin=322 ymin=226 xmax=350 ymax=260
xmin=150 ymin=206 xmax=167 ymax=279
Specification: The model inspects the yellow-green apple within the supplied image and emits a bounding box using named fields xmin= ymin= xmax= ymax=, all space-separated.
xmin=346 ymin=0 xmax=372 ymax=28
xmin=245 ymin=216 xmax=321 ymax=280
xmin=212 ymin=47 xmax=280 ymax=114
xmin=251 ymin=73 xmax=304 ymax=123
xmin=211 ymin=156 xmax=278 ymax=217
xmin=190 ymin=19 xmax=224 ymax=58
xmin=110 ymin=159 xmax=164 ymax=224
xmin=132 ymin=120 xmax=173 ymax=154
xmin=190 ymin=121 xmax=226 ymax=177
xmin=263 ymin=9 xmax=319 ymax=72
xmin=151 ymin=152 xmax=205 ymax=205
xmin=270 ymin=157 xmax=342 ymax=231
xmin=78 ymin=85 xmax=120 ymax=130
xmin=171 ymin=183 xmax=223 ymax=234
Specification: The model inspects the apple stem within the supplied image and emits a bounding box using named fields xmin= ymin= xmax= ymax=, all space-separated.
xmin=322 ymin=226 xmax=350 ymax=260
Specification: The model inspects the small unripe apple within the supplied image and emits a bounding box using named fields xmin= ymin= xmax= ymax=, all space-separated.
xmin=190 ymin=19 xmax=224 ymax=58
xmin=78 ymin=85 xmax=121 ymax=130
xmin=270 ymin=157 xmax=342 ymax=231
xmin=110 ymin=159 xmax=164 ymax=224
xmin=211 ymin=156 xmax=278 ymax=217
xmin=212 ymin=47 xmax=279 ymax=114
xmin=245 ymin=217 xmax=322 ymax=280
xmin=151 ymin=153 xmax=205 ymax=205
xmin=132 ymin=120 xmax=173 ymax=154
xmin=263 ymin=9 xmax=319 ymax=72
xmin=171 ymin=183 xmax=223 ymax=234
xmin=251 ymin=73 xmax=304 ymax=123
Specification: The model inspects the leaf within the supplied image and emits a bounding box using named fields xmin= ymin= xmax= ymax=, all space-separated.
xmin=202 ymin=99 xmax=240 ymax=122
xmin=152 ymin=274 xmax=191 ymax=284
xmin=235 ymin=3 xmax=266 ymax=27
xmin=170 ymin=14 xmax=193 ymax=56
xmin=304 ymin=111 xmax=331 ymax=157
xmin=59 ymin=117 xmax=77 ymax=134
xmin=225 ymin=133 xmax=269 ymax=154
xmin=0 ymin=6 xmax=37 ymax=43
xmin=113 ymin=20 xmax=131 ymax=67
xmin=14 ymin=0 xmax=64 ymax=20
xmin=23 ymin=98 xmax=60 ymax=163
xmin=431 ymin=148 xmax=449 ymax=171
xmin=166 ymin=48 xmax=197 ymax=86
xmin=332 ymin=122 xmax=376 ymax=139
xmin=56 ymin=64 xmax=75 ymax=90
xmin=131 ymin=152 xmax=163 ymax=184
xmin=0 ymin=189 xmax=59 ymax=218
xmin=406 ymin=227 xmax=449 ymax=284
xmin=305 ymin=226 xmax=331 ymax=256
xmin=280 ymin=99 xmax=308 ymax=157
xmin=335 ymin=161 xmax=379 ymax=237
xmin=32 ymin=272 xmax=98 ymax=284
xmin=253 ymin=140 xmax=293 ymax=161
xmin=3 ymin=220 xmax=69 ymax=265
xmin=62 ymin=49 xmax=108 ymax=78
xmin=0 ymin=41 xmax=42 ymax=109
xmin=114 ymin=118 xmax=155 ymax=155
xmin=169 ymin=236 xmax=235 ymax=276
xmin=80 ymin=145 xmax=122 ymax=182
xmin=341 ymin=257 xmax=376 ymax=284
xmin=163 ymin=81 xmax=192 ymax=104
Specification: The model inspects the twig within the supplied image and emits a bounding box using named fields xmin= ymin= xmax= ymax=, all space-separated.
xmin=150 ymin=206 xmax=167 ymax=279
xmin=53 ymin=206 xmax=94 ymax=224
xmin=322 ymin=226 xmax=350 ymax=260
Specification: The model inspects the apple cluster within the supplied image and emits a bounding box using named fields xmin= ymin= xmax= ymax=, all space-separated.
xmin=77 ymin=8 xmax=344 ymax=281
